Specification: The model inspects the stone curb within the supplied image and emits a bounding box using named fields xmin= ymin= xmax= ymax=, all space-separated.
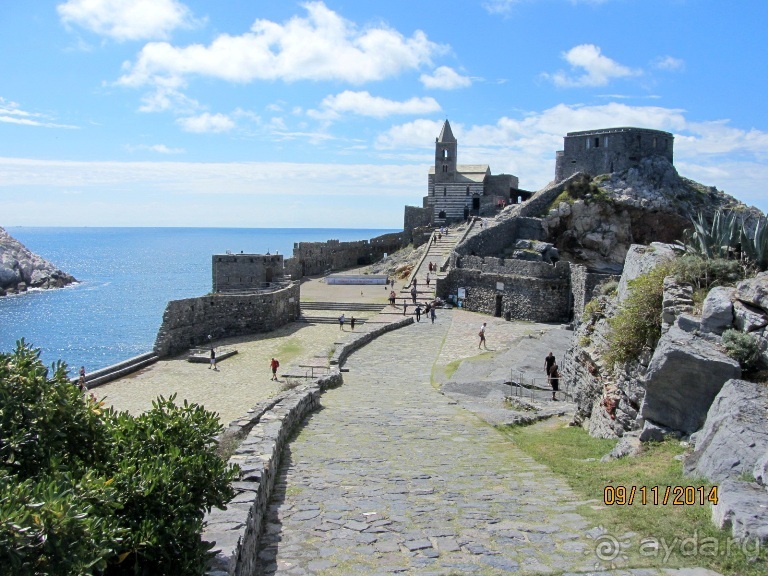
xmin=330 ymin=316 xmax=415 ymax=368
xmin=204 ymin=316 xmax=415 ymax=575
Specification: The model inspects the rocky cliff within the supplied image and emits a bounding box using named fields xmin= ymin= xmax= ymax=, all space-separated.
xmin=0 ymin=227 xmax=76 ymax=296
xmin=541 ymin=157 xmax=762 ymax=272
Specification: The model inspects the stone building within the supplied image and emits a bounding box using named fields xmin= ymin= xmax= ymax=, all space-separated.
xmin=426 ymin=120 xmax=522 ymax=225
xmin=555 ymin=127 xmax=674 ymax=182
xmin=212 ymin=254 xmax=286 ymax=293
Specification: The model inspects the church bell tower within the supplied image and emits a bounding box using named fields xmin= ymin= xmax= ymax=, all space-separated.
xmin=435 ymin=119 xmax=457 ymax=184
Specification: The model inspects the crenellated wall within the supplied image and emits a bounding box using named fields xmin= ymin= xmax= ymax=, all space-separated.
xmin=285 ymin=232 xmax=405 ymax=279
xmin=153 ymin=282 xmax=300 ymax=357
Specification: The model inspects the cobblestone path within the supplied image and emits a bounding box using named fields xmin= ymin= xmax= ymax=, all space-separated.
xmin=259 ymin=315 xmax=613 ymax=575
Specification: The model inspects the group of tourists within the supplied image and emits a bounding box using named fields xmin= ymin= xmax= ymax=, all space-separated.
xmin=338 ymin=313 xmax=356 ymax=331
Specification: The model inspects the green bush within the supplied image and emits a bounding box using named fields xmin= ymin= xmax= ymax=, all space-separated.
xmin=721 ymin=329 xmax=760 ymax=372
xmin=0 ymin=340 xmax=238 ymax=576
xmin=671 ymin=254 xmax=745 ymax=292
xmin=605 ymin=262 xmax=672 ymax=367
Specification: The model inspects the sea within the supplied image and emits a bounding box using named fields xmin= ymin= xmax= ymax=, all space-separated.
xmin=1 ymin=227 xmax=397 ymax=374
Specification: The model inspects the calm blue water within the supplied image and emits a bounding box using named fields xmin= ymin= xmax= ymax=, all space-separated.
xmin=1 ymin=227 xmax=396 ymax=373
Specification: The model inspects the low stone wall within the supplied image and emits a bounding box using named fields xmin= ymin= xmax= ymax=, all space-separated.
xmin=204 ymin=316 xmax=415 ymax=575
xmin=153 ymin=282 xmax=300 ymax=358
xmin=330 ymin=316 xmax=415 ymax=367
xmin=204 ymin=372 xmax=342 ymax=576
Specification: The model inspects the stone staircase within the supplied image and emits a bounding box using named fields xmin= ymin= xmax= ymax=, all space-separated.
xmin=400 ymin=221 xmax=477 ymax=302
xmin=297 ymin=301 xmax=384 ymax=324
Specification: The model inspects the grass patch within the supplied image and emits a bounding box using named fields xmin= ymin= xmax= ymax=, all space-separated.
xmin=500 ymin=421 xmax=766 ymax=575
xmin=276 ymin=338 xmax=303 ymax=362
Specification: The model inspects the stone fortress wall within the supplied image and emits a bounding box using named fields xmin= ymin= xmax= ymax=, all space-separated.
xmin=285 ymin=232 xmax=406 ymax=279
xmin=555 ymin=127 xmax=674 ymax=183
xmin=153 ymin=282 xmax=300 ymax=358
xmin=212 ymin=254 xmax=287 ymax=292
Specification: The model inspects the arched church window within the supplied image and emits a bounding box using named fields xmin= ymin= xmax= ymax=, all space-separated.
xmin=466 ymin=187 xmax=470 ymax=196
xmin=443 ymin=149 xmax=449 ymax=159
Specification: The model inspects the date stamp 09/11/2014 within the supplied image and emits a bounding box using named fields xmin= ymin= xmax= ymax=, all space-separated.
xmin=603 ymin=485 xmax=719 ymax=506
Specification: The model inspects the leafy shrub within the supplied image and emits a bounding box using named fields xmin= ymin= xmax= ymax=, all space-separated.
xmin=604 ymin=262 xmax=672 ymax=367
xmin=597 ymin=279 xmax=619 ymax=296
xmin=671 ymin=254 xmax=745 ymax=292
xmin=0 ymin=340 xmax=238 ymax=576
xmin=722 ymin=329 xmax=760 ymax=372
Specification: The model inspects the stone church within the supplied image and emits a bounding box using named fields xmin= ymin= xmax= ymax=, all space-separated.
xmin=426 ymin=120 xmax=524 ymax=224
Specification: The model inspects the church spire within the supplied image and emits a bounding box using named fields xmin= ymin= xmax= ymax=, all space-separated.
xmin=437 ymin=119 xmax=456 ymax=143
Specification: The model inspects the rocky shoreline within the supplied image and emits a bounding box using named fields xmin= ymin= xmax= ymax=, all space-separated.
xmin=0 ymin=227 xmax=76 ymax=296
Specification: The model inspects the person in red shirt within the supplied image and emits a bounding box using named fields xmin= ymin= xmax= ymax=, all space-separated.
xmin=270 ymin=358 xmax=280 ymax=381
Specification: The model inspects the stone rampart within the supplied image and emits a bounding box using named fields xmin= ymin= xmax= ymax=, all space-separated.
xmin=212 ymin=254 xmax=286 ymax=292
xmin=286 ymin=232 xmax=406 ymax=278
xmin=454 ymin=217 xmax=545 ymax=260
xmin=153 ymin=282 xmax=300 ymax=358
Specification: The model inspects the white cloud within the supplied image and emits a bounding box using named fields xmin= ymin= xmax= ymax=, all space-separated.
xmin=420 ymin=66 xmax=472 ymax=90
xmin=57 ymin=0 xmax=199 ymax=41
xmin=654 ymin=55 xmax=685 ymax=72
xmin=543 ymin=44 xmax=641 ymax=87
xmin=309 ymin=91 xmax=441 ymax=120
xmin=138 ymin=86 xmax=200 ymax=113
xmin=176 ymin=112 xmax=234 ymax=133
xmin=484 ymin=0 xmax=613 ymax=14
xmin=375 ymin=103 xmax=768 ymax=213
xmin=118 ymin=2 xmax=443 ymax=89
xmin=0 ymin=98 xmax=78 ymax=129
xmin=125 ymin=144 xmax=185 ymax=154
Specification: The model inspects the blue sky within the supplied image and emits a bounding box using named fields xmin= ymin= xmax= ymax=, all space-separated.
xmin=2 ymin=0 xmax=767 ymax=228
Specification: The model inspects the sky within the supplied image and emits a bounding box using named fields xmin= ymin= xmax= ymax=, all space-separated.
xmin=1 ymin=0 xmax=767 ymax=229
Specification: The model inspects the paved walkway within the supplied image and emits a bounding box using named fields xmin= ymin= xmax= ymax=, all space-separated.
xmin=258 ymin=312 xmax=606 ymax=574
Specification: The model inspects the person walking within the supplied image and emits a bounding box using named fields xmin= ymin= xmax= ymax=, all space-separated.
xmin=478 ymin=322 xmax=487 ymax=349
xmin=426 ymin=273 xmax=430 ymax=287
xmin=415 ymin=305 xmax=422 ymax=322
xmin=350 ymin=316 xmax=356 ymax=331
xmin=549 ymin=362 xmax=560 ymax=401
xmin=411 ymin=286 xmax=417 ymax=304
xmin=430 ymin=306 xmax=436 ymax=323
xmin=270 ymin=357 xmax=280 ymax=381
xmin=339 ymin=313 xmax=345 ymax=330
xmin=209 ymin=348 xmax=218 ymax=371
xmin=545 ymin=352 xmax=556 ymax=380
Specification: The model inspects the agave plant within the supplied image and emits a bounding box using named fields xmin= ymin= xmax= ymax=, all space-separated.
xmin=679 ymin=210 xmax=768 ymax=272
xmin=740 ymin=217 xmax=768 ymax=271
xmin=677 ymin=211 xmax=741 ymax=260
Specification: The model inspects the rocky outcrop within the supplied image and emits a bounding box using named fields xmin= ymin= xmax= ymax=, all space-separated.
xmin=640 ymin=325 xmax=741 ymax=435
xmin=541 ymin=157 xmax=761 ymax=272
xmin=685 ymin=379 xmax=768 ymax=481
xmin=685 ymin=380 xmax=768 ymax=543
xmin=0 ymin=227 xmax=76 ymax=296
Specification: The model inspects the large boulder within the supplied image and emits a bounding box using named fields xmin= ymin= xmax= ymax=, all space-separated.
xmin=700 ymin=286 xmax=735 ymax=335
xmin=685 ymin=379 xmax=768 ymax=481
xmin=616 ymin=243 xmax=677 ymax=302
xmin=640 ymin=325 xmax=741 ymax=435
xmin=711 ymin=479 xmax=768 ymax=543
xmin=734 ymin=271 xmax=768 ymax=311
